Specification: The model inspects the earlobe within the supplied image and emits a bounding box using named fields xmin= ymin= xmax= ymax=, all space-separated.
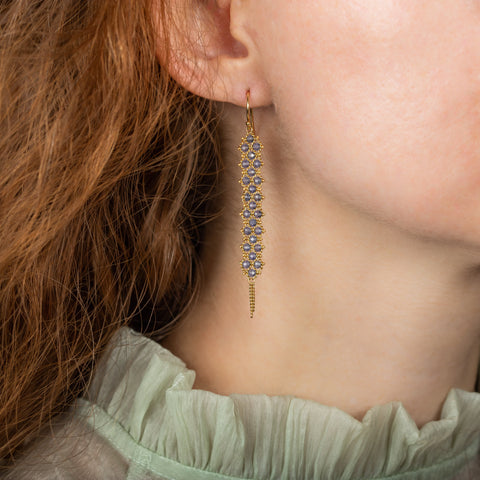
xmin=152 ymin=0 xmax=272 ymax=108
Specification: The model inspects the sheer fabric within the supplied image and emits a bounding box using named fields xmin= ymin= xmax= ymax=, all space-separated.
xmin=4 ymin=327 xmax=480 ymax=480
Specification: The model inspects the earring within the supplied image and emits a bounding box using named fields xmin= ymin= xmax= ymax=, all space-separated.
xmin=238 ymin=89 xmax=265 ymax=318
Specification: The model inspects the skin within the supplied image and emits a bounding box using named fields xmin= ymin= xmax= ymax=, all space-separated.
xmin=156 ymin=0 xmax=480 ymax=427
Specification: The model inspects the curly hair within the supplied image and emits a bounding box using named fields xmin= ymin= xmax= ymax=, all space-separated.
xmin=0 ymin=0 xmax=223 ymax=466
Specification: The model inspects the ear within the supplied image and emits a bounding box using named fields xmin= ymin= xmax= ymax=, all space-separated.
xmin=152 ymin=0 xmax=272 ymax=108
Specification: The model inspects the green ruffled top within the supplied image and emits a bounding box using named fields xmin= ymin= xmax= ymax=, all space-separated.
xmin=65 ymin=326 xmax=480 ymax=480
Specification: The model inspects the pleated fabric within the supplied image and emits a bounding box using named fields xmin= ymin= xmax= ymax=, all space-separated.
xmin=58 ymin=326 xmax=480 ymax=480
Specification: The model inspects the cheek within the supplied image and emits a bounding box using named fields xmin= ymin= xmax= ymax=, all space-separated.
xmin=258 ymin=1 xmax=480 ymax=246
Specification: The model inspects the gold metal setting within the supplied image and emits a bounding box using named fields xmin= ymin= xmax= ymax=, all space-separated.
xmin=238 ymin=89 xmax=265 ymax=318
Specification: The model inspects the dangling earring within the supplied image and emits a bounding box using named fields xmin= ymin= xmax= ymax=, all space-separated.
xmin=238 ymin=89 xmax=265 ymax=318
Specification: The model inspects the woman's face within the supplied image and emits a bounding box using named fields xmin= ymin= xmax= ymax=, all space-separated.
xmin=254 ymin=1 xmax=480 ymax=247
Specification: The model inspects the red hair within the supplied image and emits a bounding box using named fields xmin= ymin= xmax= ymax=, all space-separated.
xmin=0 ymin=0 xmax=222 ymax=466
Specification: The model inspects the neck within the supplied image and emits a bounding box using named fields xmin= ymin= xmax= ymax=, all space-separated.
xmin=161 ymin=105 xmax=480 ymax=428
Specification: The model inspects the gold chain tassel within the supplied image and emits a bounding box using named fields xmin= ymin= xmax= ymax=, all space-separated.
xmin=249 ymin=281 xmax=255 ymax=318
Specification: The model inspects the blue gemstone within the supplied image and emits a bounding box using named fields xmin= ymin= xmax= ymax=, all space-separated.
xmin=254 ymin=193 xmax=262 ymax=202
xmin=247 ymin=168 xmax=255 ymax=177
xmin=246 ymin=134 xmax=254 ymax=143
xmin=248 ymin=185 xmax=256 ymax=193
xmin=254 ymin=261 xmax=262 ymax=269
xmin=249 ymin=218 xmax=257 ymax=227
xmin=244 ymin=227 xmax=252 ymax=235
xmin=247 ymin=152 xmax=256 ymax=160
xmin=248 ymin=252 xmax=257 ymax=260
xmin=254 ymin=210 xmax=263 ymax=218
xmin=243 ymin=243 xmax=251 ymax=252
xmin=242 ymin=176 xmax=250 ymax=185
xmin=253 ymin=159 xmax=261 ymax=168
xmin=249 ymin=235 xmax=257 ymax=244
xmin=241 ymin=159 xmax=250 ymax=168
xmin=253 ymin=142 xmax=261 ymax=151
xmin=241 ymin=143 xmax=249 ymax=152
xmin=244 ymin=193 xmax=251 ymax=202
xmin=254 ymin=244 xmax=262 ymax=252
xmin=248 ymin=269 xmax=256 ymax=277
xmin=254 ymin=226 xmax=262 ymax=235
xmin=249 ymin=201 xmax=257 ymax=210
xmin=253 ymin=176 xmax=262 ymax=185
xmin=243 ymin=210 xmax=251 ymax=218
xmin=242 ymin=260 xmax=250 ymax=269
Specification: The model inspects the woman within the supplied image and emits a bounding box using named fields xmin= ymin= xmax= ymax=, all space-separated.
xmin=1 ymin=0 xmax=480 ymax=478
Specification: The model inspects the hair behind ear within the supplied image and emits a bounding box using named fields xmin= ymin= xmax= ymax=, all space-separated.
xmin=0 ymin=0 xmax=223 ymax=466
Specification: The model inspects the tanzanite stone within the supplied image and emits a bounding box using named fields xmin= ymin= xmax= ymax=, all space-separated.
xmin=254 ymin=226 xmax=262 ymax=235
xmin=248 ymin=185 xmax=256 ymax=193
xmin=249 ymin=201 xmax=257 ymax=210
xmin=247 ymin=168 xmax=256 ymax=177
xmin=247 ymin=152 xmax=256 ymax=160
xmin=249 ymin=218 xmax=257 ymax=227
xmin=254 ymin=210 xmax=263 ymax=218
xmin=246 ymin=134 xmax=254 ymax=143
xmin=243 ymin=210 xmax=251 ymax=218
xmin=248 ymin=252 xmax=256 ymax=260
xmin=244 ymin=227 xmax=252 ymax=235
xmin=241 ymin=143 xmax=249 ymax=152
xmin=254 ymin=193 xmax=262 ymax=202
xmin=249 ymin=235 xmax=257 ymax=244
xmin=242 ymin=176 xmax=250 ymax=185
xmin=248 ymin=269 xmax=256 ymax=277
xmin=242 ymin=260 xmax=250 ymax=269
xmin=254 ymin=261 xmax=262 ymax=269
xmin=253 ymin=176 xmax=262 ymax=185
xmin=253 ymin=159 xmax=261 ymax=168
xmin=244 ymin=193 xmax=251 ymax=202
xmin=241 ymin=159 xmax=250 ymax=168
xmin=243 ymin=243 xmax=251 ymax=252
xmin=254 ymin=244 xmax=262 ymax=252
xmin=253 ymin=142 xmax=261 ymax=151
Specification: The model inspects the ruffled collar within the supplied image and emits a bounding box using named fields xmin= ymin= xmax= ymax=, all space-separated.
xmin=74 ymin=326 xmax=480 ymax=480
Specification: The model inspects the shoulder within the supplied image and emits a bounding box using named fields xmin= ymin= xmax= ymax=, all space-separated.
xmin=1 ymin=410 xmax=128 ymax=480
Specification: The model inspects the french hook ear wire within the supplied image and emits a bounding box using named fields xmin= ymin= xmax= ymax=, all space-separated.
xmin=246 ymin=89 xmax=255 ymax=134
